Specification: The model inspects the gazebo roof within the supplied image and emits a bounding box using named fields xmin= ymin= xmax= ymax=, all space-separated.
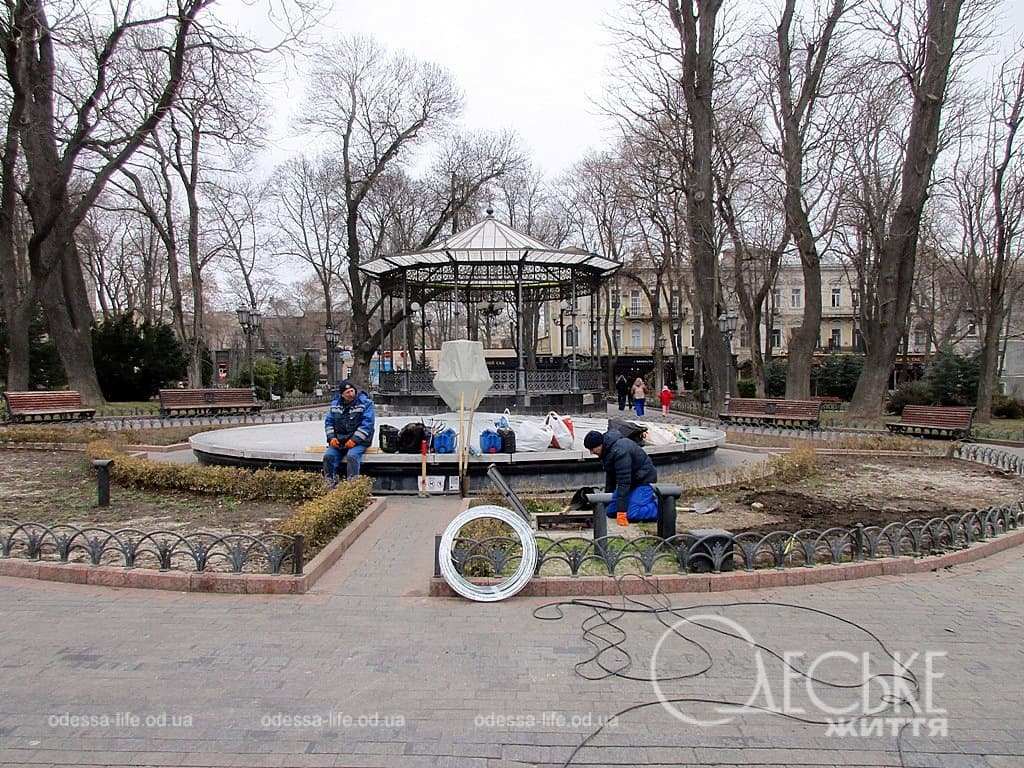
xmin=359 ymin=212 xmax=620 ymax=278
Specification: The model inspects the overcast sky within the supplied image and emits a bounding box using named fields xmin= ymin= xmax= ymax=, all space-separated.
xmin=258 ymin=0 xmax=1024 ymax=178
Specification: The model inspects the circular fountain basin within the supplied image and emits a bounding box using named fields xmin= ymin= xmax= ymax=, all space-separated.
xmin=189 ymin=412 xmax=727 ymax=493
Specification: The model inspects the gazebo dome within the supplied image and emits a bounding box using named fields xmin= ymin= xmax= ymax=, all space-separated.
xmin=360 ymin=211 xmax=619 ymax=302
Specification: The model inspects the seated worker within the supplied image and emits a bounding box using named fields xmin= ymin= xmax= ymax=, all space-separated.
xmin=323 ymin=380 xmax=375 ymax=487
xmin=583 ymin=429 xmax=658 ymax=526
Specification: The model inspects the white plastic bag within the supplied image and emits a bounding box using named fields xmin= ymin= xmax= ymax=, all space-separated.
xmin=515 ymin=419 xmax=556 ymax=452
xmin=495 ymin=408 xmax=512 ymax=430
xmin=643 ymin=424 xmax=677 ymax=446
xmin=544 ymin=411 xmax=575 ymax=449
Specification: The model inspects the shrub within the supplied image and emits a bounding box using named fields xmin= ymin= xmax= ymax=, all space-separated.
xmin=92 ymin=314 xmax=186 ymax=400
xmin=765 ymin=360 xmax=787 ymax=397
xmin=811 ymin=354 xmax=862 ymax=401
xmin=737 ymin=379 xmax=756 ymax=398
xmin=85 ymin=440 xmax=324 ymax=501
xmin=0 ymin=425 xmax=110 ymax=444
xmin=278 ymin=476 xmax=373 ymax=551
xmin=924 ymin=347 xmax=980 ymax=406
xmin=767 ymin=444 xmax=817 ymax=483
xmin=992 ymin=394 xmax=1024 ymax=420
xmin=887 ymin=380 xmax=932 ymax=415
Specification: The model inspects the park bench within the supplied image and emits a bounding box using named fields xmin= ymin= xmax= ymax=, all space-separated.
xmin=158 ymin=388 xmax=262 ymax=417
xmin=2 ymin=390 xmax=95 ymax=423
xmin=885 ymin=405 xmax=974 ymax=440
xmin=719 ymin=397 xmax=822 ymax=428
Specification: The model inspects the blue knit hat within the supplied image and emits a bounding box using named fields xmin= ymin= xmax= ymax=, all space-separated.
xmin=583 ymin=430 xmax=603 ymax=450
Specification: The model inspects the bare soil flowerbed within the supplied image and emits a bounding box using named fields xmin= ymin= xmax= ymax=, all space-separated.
xmin=680 ymin=455 xmax=1021 ymax=534
xmin=0 ymin=449 xmax=292 ymax=536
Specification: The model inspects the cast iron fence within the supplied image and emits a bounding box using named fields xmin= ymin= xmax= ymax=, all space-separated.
xmin=0 ymin=519 xmax=304 ymax=575
xmin=445 ymin=504 xmax=1022 ymax=578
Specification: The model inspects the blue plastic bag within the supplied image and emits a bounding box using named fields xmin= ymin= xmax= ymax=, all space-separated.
xmin=606 ymin=484 xmax=659 ymax=522
xmin=432 ymin=427 xmax=457 ymax=454
xmin=479 ymin=428 xmax=503 ymax=454
xmin=495 ymin=408 xmax=512 ymax=430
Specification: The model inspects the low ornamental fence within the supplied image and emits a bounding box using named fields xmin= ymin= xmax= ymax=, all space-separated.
xmin=447 ymin=504 xmax=1022 ymax=578
xmin=952 ymin=442 xmax=1024 ymax=476
xmin=0 ymin=519 xmax=304 ymax=575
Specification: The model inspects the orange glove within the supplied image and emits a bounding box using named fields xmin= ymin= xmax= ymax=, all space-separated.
xmin=344 ymin=439 xmax=356 ymax=449
xmin=616 ymin=510 xmax=628 ymax=527
xmin=329 ymin=438 xmax=341 ymax=449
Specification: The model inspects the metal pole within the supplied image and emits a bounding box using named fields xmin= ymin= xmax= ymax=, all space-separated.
xmin=247 ymin=330 xmax=254 ymax=389
xmin=93 ymin=459 xmax=113 ymax=507
xmin=516 ymin=263 xmax=526 ymax=399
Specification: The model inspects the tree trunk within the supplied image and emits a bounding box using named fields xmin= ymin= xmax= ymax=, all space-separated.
xmin=975 ymin=306 xmax=1004 ymax=422
xmin=785 ymin=263 xmax=822 ymax=399
xmin=38 ymin=240 xmax=103 ymax=402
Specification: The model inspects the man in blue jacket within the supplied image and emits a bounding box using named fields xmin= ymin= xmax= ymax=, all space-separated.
xmin=323 ymin=380 xmax=375 ymax=487
xmin=583 ymin=429 xmax=658 ymax=525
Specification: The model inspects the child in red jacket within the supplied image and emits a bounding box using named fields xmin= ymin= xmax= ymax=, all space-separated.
xmin=659 ymin=385 xmax=674 ymax=415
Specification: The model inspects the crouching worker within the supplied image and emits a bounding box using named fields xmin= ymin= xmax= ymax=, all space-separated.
xmin=323 ymin=379 xmax=375 ymax=487
xmin=583 ymin=429 xmax=658 ymax=527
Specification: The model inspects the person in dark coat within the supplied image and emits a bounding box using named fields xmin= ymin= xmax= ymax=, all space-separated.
xmin=615 ymin=375 xmax=629 ymax=411
xmin=584 ymin=429 xmax=658 ymax=525
xmin=323 ymin=379 xmax=375 ymax=487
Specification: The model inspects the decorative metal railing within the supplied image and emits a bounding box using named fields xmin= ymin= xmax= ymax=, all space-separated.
xmin=447 ymin=504 xmax=1022 ymax=578
xmin=0 ymin=519 xmax=304 ymax=575
xmin=951 ymin=443 xmax=1024 ymax=476
xmin=378 ymin=368 xmax=605 ymax=395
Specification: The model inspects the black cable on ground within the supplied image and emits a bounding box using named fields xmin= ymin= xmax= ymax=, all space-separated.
xmin=533 ymin=573 xmax=921 ymax=768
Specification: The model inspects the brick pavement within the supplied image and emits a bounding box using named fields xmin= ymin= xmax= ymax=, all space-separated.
xmin=1 ymin=494 xmax=1022 ymax=767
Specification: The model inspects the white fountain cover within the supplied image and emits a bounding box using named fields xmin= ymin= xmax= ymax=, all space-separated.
xmin=433 ymin=340 xmax=493 ymax=411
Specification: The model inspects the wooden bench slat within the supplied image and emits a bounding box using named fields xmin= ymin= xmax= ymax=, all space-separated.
xmin=885 ymin=405 xmax=974 ymax=439
xmin=719 ymin=398 xmax=822 ymax=427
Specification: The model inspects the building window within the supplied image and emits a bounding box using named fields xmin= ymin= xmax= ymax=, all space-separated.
xmin=771 ymin=288 xmax=781 ymax=309
xmin=913 ymin=330 xmax=925 ymax=348
xmin=669 ymin=287 xmax=681 ymax=313
xmin=611 ymin=285 xmax=621 ymax=309
xmin=790 ymin=287 xmax=802 ymax=309
xmin=739 ymin=324 xmax=750 ymax=347
xmin=564 ymin=326 xmax=578 ymax=348
xmin=831 ymin=287 xmax=841 ymax=308
xmin=770 ymin=328 xmax=781 ymax=349
xmin=631 ymin=326 xmax=642 ymax=348
xmin=630 ymin=290 xmax=642 ymax=317
xmin=830 ymin=328 xmax=842 ymax=348
xmin=966 ymin=322 xmax=977 ymax=337
xmin=690 ymin=326 xmax=697 ymax=347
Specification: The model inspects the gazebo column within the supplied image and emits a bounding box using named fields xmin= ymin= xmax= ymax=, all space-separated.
xmin=569 ymin=269 xmax=579 ymax=393
xmin=401 ymin=272 xmax=411 ymax=394
xmin=515 ymin=262 xmax=526 ymax=404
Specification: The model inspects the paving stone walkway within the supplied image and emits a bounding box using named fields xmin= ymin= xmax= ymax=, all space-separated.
xmin=1 ymin=494 xmax=1023 ymax=768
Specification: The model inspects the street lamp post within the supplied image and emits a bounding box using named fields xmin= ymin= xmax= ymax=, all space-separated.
xmin=324 ymin=325 xmax=340 ymax=386
xmin=717 ymin=309 xmax=739 ymax=403
xmin=236 ymin=306 xmax=262 ymax=391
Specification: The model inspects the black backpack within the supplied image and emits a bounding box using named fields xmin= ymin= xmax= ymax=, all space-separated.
xmin=608 ymin=417 xmax=646 ymax=445
xmin=378 ymin=424 xmax=400 ymax=454
xmin=497 ymin=427 xmax=516 ymax=454
xmin=397 ymin=422 xmax=431 ymax=454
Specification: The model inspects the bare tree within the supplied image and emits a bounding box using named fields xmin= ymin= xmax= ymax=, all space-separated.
xmin=768 ymin=0 xmax=849 ymax=399
xmin=665 ymin=0 xmax=730 ymax=413
xmin=943 ymin=43 xmax=1024 ymax=420
xmin=848 ymin=0 xmax=995 ymax=416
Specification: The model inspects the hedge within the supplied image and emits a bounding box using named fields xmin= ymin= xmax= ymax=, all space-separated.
xmin=279 ymin=476 xmax=373 ymax=551
xmin=86 ymin=440 xmax=324 ymax=501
